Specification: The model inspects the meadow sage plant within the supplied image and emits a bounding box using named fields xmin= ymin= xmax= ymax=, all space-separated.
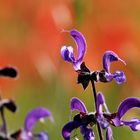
xmin=61 ymin=29 xmax=140 ymax=140
xmin=61 ymin=30 xmax=126 ymax=89
xmin=62 ymin=93 xmax=140 ymax=140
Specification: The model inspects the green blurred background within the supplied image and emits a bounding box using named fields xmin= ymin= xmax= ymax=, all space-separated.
xmin=0 ymin=0 xmax=140 ymax=139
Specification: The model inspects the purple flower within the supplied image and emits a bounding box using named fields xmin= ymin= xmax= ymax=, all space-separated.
xmin=61 ymin=29 xmax=87 ymax=70
xmin=97 ymin=92 xmax=140 ymax=139
xmin=102 ymin=51 xmax=126 ymax=84
xmin=62 ymin=97 xmax=95 ymax=140
xmin=61 ymin=30 xmax=126 ymax=90
xmin=112 ymin=97 xmax=140 ymax=131
xmin=21 ymin=107 xmax=53 ymax=140
xmin=62 ymin=94 xmax=140 ymax=140
xmin=77 ymin=51 xmax=126 ymax=90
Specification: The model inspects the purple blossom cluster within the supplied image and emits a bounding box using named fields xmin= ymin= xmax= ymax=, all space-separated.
xmin=61 ymin=29 xmax=140 ymax=140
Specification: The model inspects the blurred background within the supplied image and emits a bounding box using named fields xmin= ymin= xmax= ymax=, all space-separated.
xmin=0 ymin=0 xmax=140 ymax=139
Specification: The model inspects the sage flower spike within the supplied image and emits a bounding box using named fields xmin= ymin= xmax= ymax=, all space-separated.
xmin=62 ymin=97 xmax=95 ymax=140
xmin=62 ymin=95 xmax=140 ymax=140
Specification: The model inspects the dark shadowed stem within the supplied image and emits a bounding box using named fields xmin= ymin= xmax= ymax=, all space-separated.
xmin=91 ymin=79 xmax=103 ymax=140
xmin=0 ymin=107 xmax=7 ymax=137
xmin=0 ymin=96 xmax=7 ymax=137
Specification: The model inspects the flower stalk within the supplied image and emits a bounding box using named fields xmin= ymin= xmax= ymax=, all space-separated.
xmin=0 ymin=105 xmax=8 ymax=137
xmin=91 ymin=79 xmax=103 ymax=140
xmin=61 ymin=29 xmax=140 ymax=140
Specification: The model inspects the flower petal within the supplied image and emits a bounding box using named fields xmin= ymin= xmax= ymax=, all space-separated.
xmin=96 ymin=92 xmax=105 ymax=114
xmin=71 ymin=97 xmax=88 ymax=113
xmin=106 ymin=127 xmax=113 ymax=140
xmin=61 ymin=46 xmax=75 ymax=62
xmin=98 ymin=115 xmax=109 ymax=129
xmin=113 ymin=98 xmax=140 ymax=126
xmin=61 ymin=29 xmax=87 ymax=70
xmin=117 ymin=98 xmax=140 ymax=119
xmin=62 ymin=121 xmax=82 ymax=140
xmin=103 ymin=51 xmax=126 ymax=73
xmin=96 ymin=92 xmax=110 ymax=129
xmin=70 ymin=29 xmax=86 ymax=64
xmin=80 ymin=125 xmax=95 ymax=140
xmin=103 ymin=72 xmax=113 ymax=82
xmin=123 ymin=118 xmax=140 ymax=131
xmin=113 ymin=71 xmax=126 ymax=84
xmin=24 ymin=107 xmax=52 ymax=132
xmin=35 ymin=132 xmax=48 ymax=140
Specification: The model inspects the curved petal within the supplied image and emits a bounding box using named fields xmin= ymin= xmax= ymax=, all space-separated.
xmin=117 ymin=98 xmax=140 ymax=119
xmin=96 ymin=92 xmax=105 ymax=114
xmin=104 ymin=72 xmax=114 ymax=82
xmin=71 ymin=97 xmax=88 ymax=113
xmin=96 ymin=92 xmax=110 ymax=129
xmin=113 ymin=98 xmax=140 ymax=126
xmin=61 ymin=46 xmax=75 ymax=62
xmin=35 ymin=132 xmax=48 ymax=140
xmin=24 ymin=107 xmax=52 ymax=132
xmin=123 ymin=118 xmax=140 ymax=131
xmin=97 ymin=115 xmax=109 ymax=129
xmin=103 ymin=51 xmax=126 ymax=73
xmin=62 ymin=121 xmax=82 ymax=140
xmin=70 ymin=29 xmax=86 ymax=63
xmin=61 ymin=29 xmax=86 ymax=70
xmin=96 ymin=92 xmax=108 ymax=129
xmin=106 ymin=127 xmax=113 ymax=140
xmin=113 ymin=71 xmax=126 ymax=84
xmin=80 ymin=125 xmax=95 ymax=140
